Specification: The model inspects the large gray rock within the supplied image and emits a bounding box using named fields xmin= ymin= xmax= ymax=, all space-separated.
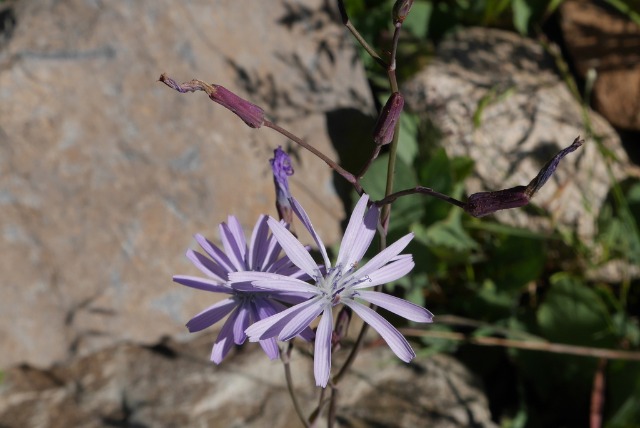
xmin=0 ymin=335 xmax=497 ymax=428
xmin=0 ymin=0 xmax=374 ymax=368
xmin=402 ymin=27 xmax=632 ymax=241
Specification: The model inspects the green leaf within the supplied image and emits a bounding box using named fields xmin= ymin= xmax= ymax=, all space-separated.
xmin=413 ymin=208 xmax=479 ymax=259
xmin=402 ymin=1 xmax=433 ymax=39
xmin=512 ymin=0 xmax=532 ymax=34
xmin=396 ymin=112 xmax=419 ymax=165
xmin=607 ymin=361 xmax=640 ymax=427
xmin=536 ymin=273 xmax=613 ymax=346
xmin=483 ymin=235 xmax=545 ymax=292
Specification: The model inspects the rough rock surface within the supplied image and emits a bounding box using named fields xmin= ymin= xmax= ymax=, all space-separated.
xmin=402 ymin=27 xmax=631 ymax=240
xmin=0 ymin=0 xmax=374 ymax=368
xmin=560 ymin=0 xmax=640 ymax=131
xmin=0 ymin=335 xmax=497 ymax=428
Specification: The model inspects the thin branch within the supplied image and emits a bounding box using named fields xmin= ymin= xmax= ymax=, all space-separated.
xmin=336 ymin=0 xmax=387 ymax=69
xmin=264 ymin=120 xmax=362 ymax=193
xmin=401 ymin=329 xmax=640 ymax=361
xmin=282 ymin=343 xmax=310 ymax=428
xmin=375 ymin=186 xmax=467 ymax=209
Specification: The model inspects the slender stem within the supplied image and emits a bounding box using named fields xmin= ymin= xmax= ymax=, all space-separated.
xmin=356 ymin=145 xmax=381 ymax=179
xmin=389 ymin=23 xmax=402 ymax=76
xmin=590 ymin=359 xmax=606 ymax=428
xmin=375 ymin=186 xmax=467 ymax=209
xmin=282 ymin=343 xmax=310 ymax=428
xmin=328 ymin=387 xmax=338 ymax=428
xmin=379 ymin=24 xmax=403 ymax=229
xmin=264 ymin=120 xmax=362 ymax=194
xmin=337 ymin=0 xmax=387 ymax=69
xmin=401 ymin=329 xmax=640 ymax=361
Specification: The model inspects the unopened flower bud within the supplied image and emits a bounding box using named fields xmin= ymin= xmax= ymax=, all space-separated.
xmin=464 ymin=137 xmax=584 ymax=217
xmin=159 ymin=73 xmax=265 ymax=128
xmin=464 ymin=186 xmax=530 ymax=218
xmin=393 ymin=0 xmax=414 ymax=25
xmin=270 ymin=146 xmax=294 ymax=224
xmin=208 ymin=84 xmax=265 ymax=128
xmin=373 ymin=92 xmax=404 ymax=146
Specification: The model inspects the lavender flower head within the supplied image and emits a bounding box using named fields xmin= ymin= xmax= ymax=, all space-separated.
xmin=231 ymin=194 xmax=433 ymax=387
xmin=173 ymin=215 xmax=311 ymax=363
xmin=270 ymin=146 xmax=294 ymax=224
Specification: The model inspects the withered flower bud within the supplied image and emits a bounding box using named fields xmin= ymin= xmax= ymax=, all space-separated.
xmin=393 ymin=0 xmax=414 ymax=25
xmin=373 ymin=92 xmax=404 ymax=146
xmin=159 ymin=73 xmax=265 ymax=128
xmin=464 ymin=137 xmax=584 ymax=217
xmin=270 ymin=146 xmax=294 ymax=225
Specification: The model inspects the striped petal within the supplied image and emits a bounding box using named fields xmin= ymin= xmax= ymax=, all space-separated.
xmin=354 ymin=290 xmax=433 ymax=322
xmin=229 ymin=271 xmax=319 ymax=295
xmin=314 ymin=307 xmax=333 ymax=388
xmin=344 ymin=299 xmax=415 ymax=362
xmin=267 ymin=217 xmax=319 ymax=278
xmin=337 ymin=194 xmax=378 ymax=269
xmin=350 ymin=233 xmax=413 ymax=280
xmin=290 ymin=197 xmax=331 ymax=269
xmin=351 ymin=256 xmax=415 ymax=289
xmin=173 ymin=275 xmax=232 ymax=294
xmin=185 ymin=297 xmax=237 ymax=333
xmin=211 ymin=307 xmax=241 ymax=363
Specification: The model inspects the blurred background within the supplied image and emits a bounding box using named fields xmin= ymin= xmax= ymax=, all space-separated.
xmin=1 ymin=0 xmax=639 ymax=427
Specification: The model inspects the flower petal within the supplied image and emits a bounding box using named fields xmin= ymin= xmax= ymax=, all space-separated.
xmin=259 ymin=337 xmax=280 ymax=360
xmin=354 ymin=290 xmax=433 ymax=322
xmin=230 ymin=271 xmax=319 ymax=295
xmin=290 ymin=197 xmax=331 ymax=269
xmin=351 ymin=256 xmax=415 ymax=289
xmin=350 ymin=233 xmax=413 ymax=280
xmin=173 ymin=275 xmax=232 ymax=294
xmin=314 ymin=307 xmax=333 ymax=388
xmin=219 ymin=221 xmax=246 ymax=271
xmin=337 ymin=194 xmax=378 ymax=269
xmin=227 ymin=216 xmax=247 ymax=258
xmin=211 ymin=307 xmax=241 ymax=363
xmin=186 ymin=249 xmax=228 ymax=282
xmin=278 ymin=299 xmax=327 ymax=341
xmin=233 ymin=302 xmax=250 ymax=344
xmin=196 ymin=234 xmax=235 ymax=273
xmin=246 ymin=297 xmax=320 ymax=341
xmin=267 ymin=217 xmax=320 ymax=278
xmin=249 ymin=215 xmax=270 ymax=270
xmin=344 ymin=299 xmax=415 ymax=362
xmin=185 ymin=297 xmax=237 ymax=332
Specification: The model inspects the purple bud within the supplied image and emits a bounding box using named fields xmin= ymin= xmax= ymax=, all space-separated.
xmin=393 ymin=0 xmax=414 ymax=25
xmin=209 ymin=85 xmax=265 ymax=129
xmin=373 ymin=92 xmax=404 ymax=146
xmin=270 ymin=147 xmax=294 ymax=224
xmin=464 ymin=186 xmax=530 ymax=217
xmin=159 ymin=73 xmax=265 ymax=128
xmin=463 ymin=137 xmax=584 ymax=217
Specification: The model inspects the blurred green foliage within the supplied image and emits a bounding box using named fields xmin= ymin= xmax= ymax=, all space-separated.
xmin=349 ymin=1 xmax=640 ymax=426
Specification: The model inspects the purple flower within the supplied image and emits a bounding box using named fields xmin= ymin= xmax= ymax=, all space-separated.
xmin=231 ymin=194 xmax=433 ymax=387
xmin=270 ymin=146 xmax=294 ymax=224
xmin=173 ymin=215 xmax=311 ymax=364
